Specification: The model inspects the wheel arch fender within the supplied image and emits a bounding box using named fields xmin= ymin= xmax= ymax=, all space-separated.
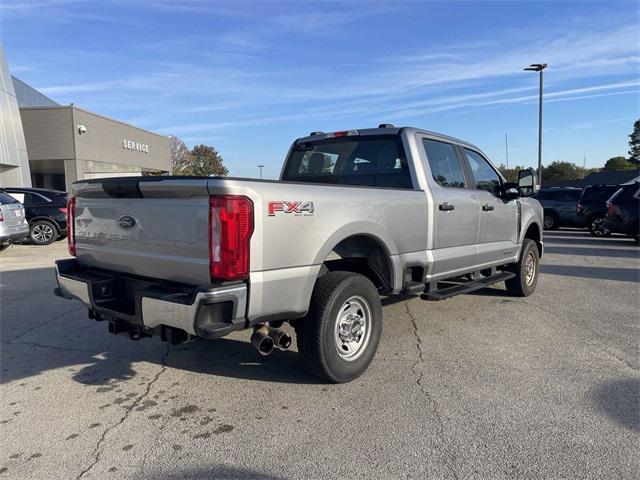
xmin=313 ymin=222 xmax=399 ymax=292
xmin=521 ymin=220 xmax=542 ymax=257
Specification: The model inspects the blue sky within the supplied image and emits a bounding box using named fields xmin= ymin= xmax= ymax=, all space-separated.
xmin=1 ymin=0 xmax=639 ymax=178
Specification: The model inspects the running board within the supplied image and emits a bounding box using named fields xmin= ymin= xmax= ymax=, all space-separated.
xmin=402 ymin=281 xmax=426 ymax=294
xmin=421 ymin=272 xmax=515 ymax=301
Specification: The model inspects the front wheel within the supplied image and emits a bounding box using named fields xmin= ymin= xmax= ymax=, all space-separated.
xmin=505 ymin=239 xmax=540 ymax=297
xmin=294 ymin=271 xmax=382 ymax=383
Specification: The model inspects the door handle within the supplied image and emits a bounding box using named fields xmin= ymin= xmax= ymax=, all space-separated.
xmin=482 ymin=204 xmax=495 ymax=212
xmin=439 ymin=202 xmax=455 ymax=211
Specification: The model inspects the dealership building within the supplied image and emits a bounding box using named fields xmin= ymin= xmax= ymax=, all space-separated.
xmin=0 ymin=44 xmax=171 ymax=191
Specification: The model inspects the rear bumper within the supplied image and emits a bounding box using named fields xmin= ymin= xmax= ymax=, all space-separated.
xmin=54 ymin=259 xmax=248 ymax=339
xmin=0 ymin=224 xmax=29 ymax=244
xmin=604 ymin=217 xmax=637 ymax=236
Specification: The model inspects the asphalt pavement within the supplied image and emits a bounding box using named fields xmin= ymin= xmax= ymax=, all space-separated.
xmin=1 ymin=230 xmax=638 ymax=479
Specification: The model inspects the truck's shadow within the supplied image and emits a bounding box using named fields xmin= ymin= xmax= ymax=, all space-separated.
xmin=3 ymin=332 xmax=321 ymax=386
xmin=73 ymin=337 xmax=321 ymax=387
xmin=0 ymin=267 xmax=321 ymax=386
xmin=144 ymin=465 xmax=284 ymax=480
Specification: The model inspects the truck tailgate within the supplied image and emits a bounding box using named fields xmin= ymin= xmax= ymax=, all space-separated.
xmin=72 ymin=178 xmax=211 ymax=286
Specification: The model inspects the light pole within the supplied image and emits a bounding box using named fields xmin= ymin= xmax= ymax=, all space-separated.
xmin=505 ymin=133 xmax=509 ymax=170
xmin=258 ymin=164 xmax=264 ymax=179
xmin=524 ymin=63 xmax=547 ymax=186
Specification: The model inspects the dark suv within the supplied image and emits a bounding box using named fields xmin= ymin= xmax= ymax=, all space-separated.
xmin=535 ymin=187 xmax=583 ymax=229
xmin=576 ymin=184 xmax=621 ymax=236
xmin=604 ymin=182 xmax=639 ymax=243
xmin=4 ymin=187 xmax=68 ymax=245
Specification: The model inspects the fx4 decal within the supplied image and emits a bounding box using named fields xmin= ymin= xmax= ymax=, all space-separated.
xmin=268 ymin=201 xmax=315 ymax=216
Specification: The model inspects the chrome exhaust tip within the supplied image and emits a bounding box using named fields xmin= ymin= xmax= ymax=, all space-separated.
xmin=269 ymin=328 xmax=292 ymax=351
xmin=251 ymin=325 xmax=274 ymax=356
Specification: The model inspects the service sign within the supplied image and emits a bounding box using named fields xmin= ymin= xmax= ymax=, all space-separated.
xmin=122 ymin=139 xmax=150 ymax=153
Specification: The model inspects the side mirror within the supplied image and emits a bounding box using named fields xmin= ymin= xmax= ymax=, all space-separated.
xmin=517 ymin=168 xmax=537 ymax=197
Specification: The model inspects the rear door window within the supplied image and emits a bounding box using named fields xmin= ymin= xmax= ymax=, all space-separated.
xmin=422 ymin=139 xmax=466 ymax=188
xmin=27 ymin=193 xmax=49 ymax=205
xmin=283 ymin=135 xmax=412 ymax=188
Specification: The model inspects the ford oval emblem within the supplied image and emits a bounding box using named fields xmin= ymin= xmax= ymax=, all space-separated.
xmin=117 ymin=215 xmax=137 ymax=229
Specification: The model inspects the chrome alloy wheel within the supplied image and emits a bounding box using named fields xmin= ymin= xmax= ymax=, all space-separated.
xmin=543 ymin=215 xmax=554 ymax=229
xmin=32 ymin=224 xmax=54 ymax=244
xmin=334 ymin=295 xmax=372 ymax=361
xmin=591 ymin=218 xmax=610 ymax=236
xmin=524 ymin=251 xmax=537 ymax=286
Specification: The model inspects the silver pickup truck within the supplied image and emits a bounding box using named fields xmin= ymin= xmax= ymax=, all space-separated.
xmin=55 ymin=125 xmax=543 ymax=382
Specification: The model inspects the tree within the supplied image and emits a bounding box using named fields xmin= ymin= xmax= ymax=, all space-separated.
xmin=180 ymin=144 xmax=228 ymax=177
xmin=498 ymin=164 xmax=527 ymax=182
xmin=170 ymin=136 xmax=194 ymax=174
xmin=541 ymin=161 xmax=588 ymax=182
xmin=603 ymin=156 xmax=635 ymax=171
xmin=629 ymin=119 xmax=640 ymax=165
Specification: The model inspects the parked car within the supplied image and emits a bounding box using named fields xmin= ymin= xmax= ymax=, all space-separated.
xmin=534 ymin=187 xmax=583 ymax=229
xmin=0 ymin=190 xmax=29 ymax=251
xmin=54 ymin=126 xmax=543 ymax=383
xmin=4 ymin=187 xmax=68 ymax=245
xmin=576 ymin=184 xmax=621 ymax=236
xmin=604 ymin=181 xmax=639 ymax=243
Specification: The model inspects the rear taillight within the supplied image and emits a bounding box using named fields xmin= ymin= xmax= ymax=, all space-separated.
xmin=0 ymin=210 xmax=3 ymax=222
xmin=606 ymin=202 xmax=616 ymax=217
xmin=58 ymin=207 xmax=67 ymax=214
xmin=67 ymin=196 xmax=76 ymax=256
xmin=209 ymin=195 xmax=254 ymax=281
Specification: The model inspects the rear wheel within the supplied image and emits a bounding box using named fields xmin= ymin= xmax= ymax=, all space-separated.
xmin=505 ymin=239 xmax=540 ymax=297
xmin=30 ymin=220 xmax=57 ymax=245
xmin=588 ymin=216 xmax=610 ymax=237
xmin=294 ymin=271 xmax=382 ymax=383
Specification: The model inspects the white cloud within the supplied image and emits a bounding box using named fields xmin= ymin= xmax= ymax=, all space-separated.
xmin=0 ymin=0 xmax=82 ymax=12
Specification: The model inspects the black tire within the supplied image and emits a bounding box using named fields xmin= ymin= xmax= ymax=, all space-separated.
xmin=294 ymin=271 xmax=382 ymax=383
xmin=543 ymin=212 xmax=558 ymax=230
xmin=588 ymin=216 xmax=610 ymax=237
xmin=505 ymin=239 xmax=540 ymax=297
xmin=29 ymin=220 xmax=58 ymax=245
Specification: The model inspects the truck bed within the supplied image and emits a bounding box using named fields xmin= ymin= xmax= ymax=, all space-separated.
xmin=72 ymin=176 xmax=429 ymax=290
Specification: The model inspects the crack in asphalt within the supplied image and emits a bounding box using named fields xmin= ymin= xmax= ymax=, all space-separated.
xmin=5 ymin=340 xmax=95 ymax=353
xmin=404 ymin=301 xmax=460 ymax=480
xmin=75 ymin=344 xmax=171 ymax=480
xmin=8 ymin=306 xmax=84 ymax=344
xmin=524 ymin=300 xmax=639 ymax=371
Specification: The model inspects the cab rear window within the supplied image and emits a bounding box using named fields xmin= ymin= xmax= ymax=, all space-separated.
xmin=282 ymin=135 xmax=413 ymax=189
